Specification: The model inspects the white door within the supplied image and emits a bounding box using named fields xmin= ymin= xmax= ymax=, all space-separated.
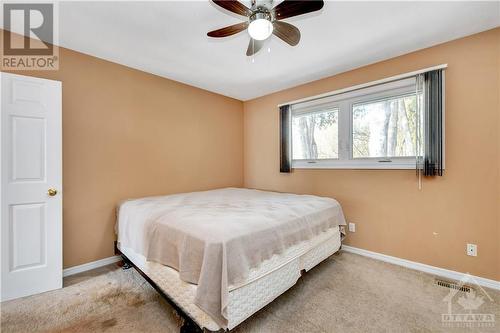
xmin=1 ymin=72 xmax=62 ymax=301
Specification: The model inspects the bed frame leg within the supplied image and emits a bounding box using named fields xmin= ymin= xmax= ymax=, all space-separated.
xmin=121 ymin=255 xmax=133 ymax=270
xmin=180 ymin=317 xmax=204 ymax=333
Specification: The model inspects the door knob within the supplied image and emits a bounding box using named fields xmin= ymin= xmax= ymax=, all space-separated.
xmin=48 ymin=188 xmax=58 ymax=196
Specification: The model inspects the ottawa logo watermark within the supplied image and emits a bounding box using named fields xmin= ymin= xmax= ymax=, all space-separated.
xmin=1 ymin=2 xmax=59 ymax=70
xmin=441 ymin=274 xmax=495 ymax=329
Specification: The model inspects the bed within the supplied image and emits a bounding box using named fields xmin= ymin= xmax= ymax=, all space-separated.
xmin=116 ymin=188 xmax=346 ymax=332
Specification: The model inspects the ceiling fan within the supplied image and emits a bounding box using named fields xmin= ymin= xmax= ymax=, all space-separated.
xmin=207 ymin=0 xmax=324 ymax=56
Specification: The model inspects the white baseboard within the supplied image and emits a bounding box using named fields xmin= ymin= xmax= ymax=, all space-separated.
xmin=63 ymin=255 xmax=122 ymax=277
xmin=63 ymin=247 xmax=500 ymax=291
xmin=341 ymin=245 xmax=500 ymax=291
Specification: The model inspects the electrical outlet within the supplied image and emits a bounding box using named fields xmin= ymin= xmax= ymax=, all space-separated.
xmin=466 ymin=243 xmax=477 ymax=257
xmin=348 ymin=222 xmax=356 ymax=233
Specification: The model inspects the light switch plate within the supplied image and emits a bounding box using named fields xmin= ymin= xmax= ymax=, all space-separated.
xmin=348 ymin=222 xmax=356 ymax=233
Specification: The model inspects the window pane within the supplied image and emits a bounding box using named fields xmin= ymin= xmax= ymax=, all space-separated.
xmin=352 ymin=94 xmax=417 ymax=158
xmin=292 ymin=109 xmax=338 ymax=160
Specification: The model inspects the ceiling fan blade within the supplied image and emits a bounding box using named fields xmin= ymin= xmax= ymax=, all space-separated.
xmin=246 ymin=38 xmax=264 ymax=56
xmin=207 ymin=22 xmax=249 ymax=38
xmin=212 ymin=0 xmax=251 ymax=17
xmin=274 ymin=0 xmax=324 ymax=20
xmin=273 ymin=21 xmax=300 ymax=46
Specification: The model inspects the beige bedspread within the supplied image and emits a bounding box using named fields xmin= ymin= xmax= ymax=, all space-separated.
xmin=116 ymin=188 xmax=346 ymax=327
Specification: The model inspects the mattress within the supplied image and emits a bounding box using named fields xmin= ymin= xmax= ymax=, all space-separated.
xmin=119 ymin=226 xmax=341 ymax=331
xmin=117 ymin=188 xmax=346 ymax=327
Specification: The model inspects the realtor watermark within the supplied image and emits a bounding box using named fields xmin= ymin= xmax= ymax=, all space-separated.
xmin=1 ymin=2 xmax=59 ymax=70
xmin=441 ymin=274 xmax=495 ymax=329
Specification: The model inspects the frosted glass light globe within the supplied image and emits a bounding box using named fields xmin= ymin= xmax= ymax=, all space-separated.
xmin=248 ymin=19 xmax=273 ymax=40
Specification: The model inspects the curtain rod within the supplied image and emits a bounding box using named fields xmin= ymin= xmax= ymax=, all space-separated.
xmin=278 ymin=64 xmax=448 ymax=107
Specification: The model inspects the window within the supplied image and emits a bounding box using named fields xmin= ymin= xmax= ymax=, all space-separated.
xmin=352 ymin=94 xmax=417 ymax=159
xmin=291 ymin=78 xmax=419 ymax=169
xmin=292 ymin=108 xmax=339 ymax=160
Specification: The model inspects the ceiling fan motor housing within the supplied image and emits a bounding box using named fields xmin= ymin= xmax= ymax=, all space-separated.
xmin=249 ymin=10 xmax=273 ymax=24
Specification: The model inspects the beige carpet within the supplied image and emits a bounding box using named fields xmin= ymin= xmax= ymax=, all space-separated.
xmin=1 ymin=251 xmax=499 ymax=333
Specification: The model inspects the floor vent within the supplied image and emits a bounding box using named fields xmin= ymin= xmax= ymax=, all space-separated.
xmin=436 ymin=279 xmax=471 ymax=293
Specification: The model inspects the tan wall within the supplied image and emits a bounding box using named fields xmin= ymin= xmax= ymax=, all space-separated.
xmin=243 ymin=29 xmax=500 ymax=281
xmin=3 ymin=29 xmax=499 ymax=280
xmin=3 ymin=37 xmax=244 ymax=268
xmin=497 ymin=30 xmax=500 ymax=281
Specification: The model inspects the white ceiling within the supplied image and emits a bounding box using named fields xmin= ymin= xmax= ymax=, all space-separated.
xmin=13 ymin=1 xmax=500 ymax=100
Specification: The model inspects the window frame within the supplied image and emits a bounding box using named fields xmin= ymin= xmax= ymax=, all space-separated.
xmin=291 ymin=78 xmax=418 ymax=170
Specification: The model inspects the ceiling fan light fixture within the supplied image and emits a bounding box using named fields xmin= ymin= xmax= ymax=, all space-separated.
xmin=248 ymin=14 xmax=273 ymax=41
xmin=208 ymin=0 xmax=325 ymax=55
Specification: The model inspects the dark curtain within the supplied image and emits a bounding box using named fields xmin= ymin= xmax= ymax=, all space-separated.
xmin=423 ymin=70 xmax=444 ymax=176
xmin=279 ymin=105 xmax=291 ymax=173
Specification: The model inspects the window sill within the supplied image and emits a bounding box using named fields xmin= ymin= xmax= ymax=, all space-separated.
xmin=292 ymin=160 xmax=416 ymax=170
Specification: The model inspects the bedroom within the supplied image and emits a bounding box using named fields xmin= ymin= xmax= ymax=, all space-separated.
xmin=0 ymin=1 xmax=499 ymax=332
